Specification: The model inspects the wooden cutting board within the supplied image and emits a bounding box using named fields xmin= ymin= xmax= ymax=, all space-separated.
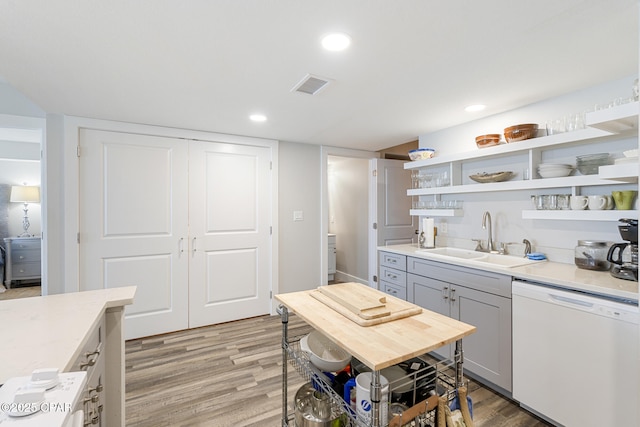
xmin=310 ymin=282 xmax=422 ymax=326
xmin=317 ymin=282 xmax=390 ymax=319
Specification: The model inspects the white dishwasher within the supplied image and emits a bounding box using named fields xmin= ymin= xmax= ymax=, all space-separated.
xmin=512 ymin=280 xmax=638 ymax=427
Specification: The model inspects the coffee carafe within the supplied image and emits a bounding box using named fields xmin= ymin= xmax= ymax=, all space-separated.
xmin=607 ymin=218 xmax=638 ymax=281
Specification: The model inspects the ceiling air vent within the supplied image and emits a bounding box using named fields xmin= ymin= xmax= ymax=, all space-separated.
xmin=292 ymin=74 xmax=330 ymax=95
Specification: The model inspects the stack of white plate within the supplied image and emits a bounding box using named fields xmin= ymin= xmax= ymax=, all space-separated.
xmin=615 ymin=149 xmax=638 ymax=165
xmin=537 ymin=163 xmax=574 ymax=178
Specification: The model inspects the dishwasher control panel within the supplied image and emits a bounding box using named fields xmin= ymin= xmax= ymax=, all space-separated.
xmin=0 ymin=370 xmax=86 ymax=426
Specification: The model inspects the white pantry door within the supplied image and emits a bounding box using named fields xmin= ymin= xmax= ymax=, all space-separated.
xmin=188 ymin=140 xmax=272 ymax=328
xmin=374 ymin=158 xmax=416 ymax=246
xmin=78 ymin=129 xmax=189 ymax=339
xmin=369 ymin=158 xmax=416 ymax=285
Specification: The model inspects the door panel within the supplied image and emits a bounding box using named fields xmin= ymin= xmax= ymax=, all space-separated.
xmin=79 ymin=129 xmax=189 ymax=339
xmin=375 ymin=159 xmax=416 ymax=246
xmin=370 ymin=158 xmax=416 ymax=286
xmin=188 ymin=140 xmax=271 ymax=328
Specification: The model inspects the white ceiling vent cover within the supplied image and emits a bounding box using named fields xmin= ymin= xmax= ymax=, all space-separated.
xmin=292 ymin=74 xmax=331 ymax=95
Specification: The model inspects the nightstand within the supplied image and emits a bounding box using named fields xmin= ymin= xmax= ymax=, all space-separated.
xmin=3 ymin=237 xmax=41 ymax=288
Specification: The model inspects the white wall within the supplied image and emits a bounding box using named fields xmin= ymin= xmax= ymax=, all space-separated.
xmin=0 ymin=82 xmax=45 ymax=118
xmin=328 ymin=156 xmax=370 ymax=283
xmin=277 ymin=141 xmax=322 ymax=293
xmin=418 ymin=76 xmax=639 ymax=262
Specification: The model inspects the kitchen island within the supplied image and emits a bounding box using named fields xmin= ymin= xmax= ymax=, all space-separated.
xmin=275 ymin=284 xmax=476 ymax=426
xmin=0 ymin=286 xmax=136 ymax=426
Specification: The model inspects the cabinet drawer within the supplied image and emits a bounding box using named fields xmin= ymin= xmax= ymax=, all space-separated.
xmin=380 ymin=280 xmax=407 ymax=300
xmin=407 ymin=257 xmax=511 ymax=298
xmin=12 ymin=262 xmax=41 ymax=279
xmin=379 ymin=265 xmax=406 ymax=287
xmin=11 ymin=248 xmax=41 ymax=262
xmin=10 ymin=239 xmax=40 ymax=250
xmin=379 ymin=251 xmax=406 ymax=271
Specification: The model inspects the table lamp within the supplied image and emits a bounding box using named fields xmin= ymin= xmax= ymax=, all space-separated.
xmin=10 ymin=185 xmax=40 ymax=237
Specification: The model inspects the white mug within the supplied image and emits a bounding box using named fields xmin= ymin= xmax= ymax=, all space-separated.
xmin=354 ymin=372 xmax=389 ymax=427
xmin=605 ymin=195 xmax=615 ymax=210
xmin=570 ymin=195 xmax=588 ymax=210
xmin=588 ymin=195 xmax=607 ymax=210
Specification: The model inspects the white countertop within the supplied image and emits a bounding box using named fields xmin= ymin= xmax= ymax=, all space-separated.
xmin=379 ymin=244 xmax=638 ymax=302
xmin=0 ymin=287 xmax=136 ymax=384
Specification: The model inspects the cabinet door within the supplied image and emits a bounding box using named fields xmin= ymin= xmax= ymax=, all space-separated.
xmin=451 ymin=285 xmax=512 ymax=392
xmin=408 ymin=273 xmax=451 ymax=359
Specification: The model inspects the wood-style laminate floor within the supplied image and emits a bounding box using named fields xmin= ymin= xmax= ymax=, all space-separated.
xmin=125 ymin=314 xmax=552 ymax=427
xmin=0 ymin=284 xmax=41 ymax=300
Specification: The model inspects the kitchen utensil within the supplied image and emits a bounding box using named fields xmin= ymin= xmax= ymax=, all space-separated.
xmin=408 ymin=148 xmax=436 ymax=161
xmin=574 ymin=240 xmax=611 ymax=271
xmin=504 ymin=124 xmax=538 ymax=142
xmin=537 ymin=163 xmax=573 ymax=178
xmin=475 ymin=134 xmax=501 ymax=148
xmin=569 ymin=195 xmax=588 ymax=210
xmin=576 ymin=153 xmax=612 ymax=175
xmin=468 ymin=171 xmax=515 ymax=183
xmin=317 ymin=284 xmax=388 ymax=319
xmin=295 ymin=383 xmax=346 ymax=427
xmin=608 ymin=218 xmax=638 ymax=281
xmin=300 ymin=330 xmax=351 ymax=372
xmin=612 ymin=190 xmax=637 ymax=210
xmin=309 ymin=283 xmax=422 ymax=326
xmin=587 ymin=195 xmax=607 ymax=210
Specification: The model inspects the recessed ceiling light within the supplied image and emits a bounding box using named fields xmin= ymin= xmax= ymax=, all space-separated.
xmin=249 ymin=114 xmax=267 ymax=122
xmin=465 ymin=104 xmax=486 ymax=112
xmin=321 ymin=32 xmax=351 ymax=51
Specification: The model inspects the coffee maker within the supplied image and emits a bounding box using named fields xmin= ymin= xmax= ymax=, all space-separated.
xmin=607 ymin=218 xmax=638 ymax=281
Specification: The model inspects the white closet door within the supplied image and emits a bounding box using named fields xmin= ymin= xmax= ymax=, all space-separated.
xmin=79 ymin=129 xmax=189 ymax=339
xmin=188 ymin=140 xmax=272 ymax=328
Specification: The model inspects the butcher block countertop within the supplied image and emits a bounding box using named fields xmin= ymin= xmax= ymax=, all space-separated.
xmin=275 ymin=284 xmax=476 ymax=371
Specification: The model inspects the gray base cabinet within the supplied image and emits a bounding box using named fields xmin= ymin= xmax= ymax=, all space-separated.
xmin=407 ymin=257 xmax=512 ymax=392
xmin=378 ymin=251 xmax=407 ymax=300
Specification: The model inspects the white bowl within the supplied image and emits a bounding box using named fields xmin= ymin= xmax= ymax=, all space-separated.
xmin=538 ymin=163 xmax=573 ymax=169
xmin=408 ymin=148 xmax=436 ymax=161
xmin=300 ymin=331 xmax=351 ymax=372
xmin=538 ymin=167 xmax=573 ymax=178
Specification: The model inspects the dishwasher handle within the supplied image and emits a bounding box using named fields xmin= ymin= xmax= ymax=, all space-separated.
xmin=550 ymin=294 xmax=594 ymax=309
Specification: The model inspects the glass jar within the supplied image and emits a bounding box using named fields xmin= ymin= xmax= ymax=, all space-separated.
xmin=574 ymin=240 xmax=611 ymax=271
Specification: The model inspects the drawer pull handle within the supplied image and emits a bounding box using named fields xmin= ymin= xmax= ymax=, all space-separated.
xmin=80 ymin=357 xmax=97 ymax=370
xmin=387 ymin=274 xmax=397 ymax=279
xmin=450 ymin=288 xmax=456 ymax=302
xmin=442 ymin=286 xmax=449 ymax=300
xmin=88 ymin=384 xmax=104 ymax=394
xmin=85 ymin=342 xmax=102 ymax=359
xmin=387 ymin=288 xmax=397 ymax=294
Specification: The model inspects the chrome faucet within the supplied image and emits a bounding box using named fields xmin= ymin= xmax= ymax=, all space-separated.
xmin=523 ymin=239 xmax=532 ymax=257
xmin=482 ymin=211 xmax=496 ymax=253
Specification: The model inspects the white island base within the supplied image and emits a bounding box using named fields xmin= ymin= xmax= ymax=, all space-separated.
xmin=0 ymin=286 xmax=136 ymax=427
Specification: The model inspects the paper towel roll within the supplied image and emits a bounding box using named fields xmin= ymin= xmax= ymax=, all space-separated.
xmin=423 ymin=218 xmax=435 ymax=248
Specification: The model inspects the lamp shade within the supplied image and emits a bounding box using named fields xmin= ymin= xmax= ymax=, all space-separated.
xmin=10 ymin=185 xmax=40 ymax=203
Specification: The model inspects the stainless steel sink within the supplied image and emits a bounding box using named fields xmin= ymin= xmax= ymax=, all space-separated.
xmin=418 ymin=247 xmax=541 ymax=268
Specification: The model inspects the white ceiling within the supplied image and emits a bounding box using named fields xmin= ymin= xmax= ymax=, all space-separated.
xmin=0 ymin=0 xmax=637 ymax=151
